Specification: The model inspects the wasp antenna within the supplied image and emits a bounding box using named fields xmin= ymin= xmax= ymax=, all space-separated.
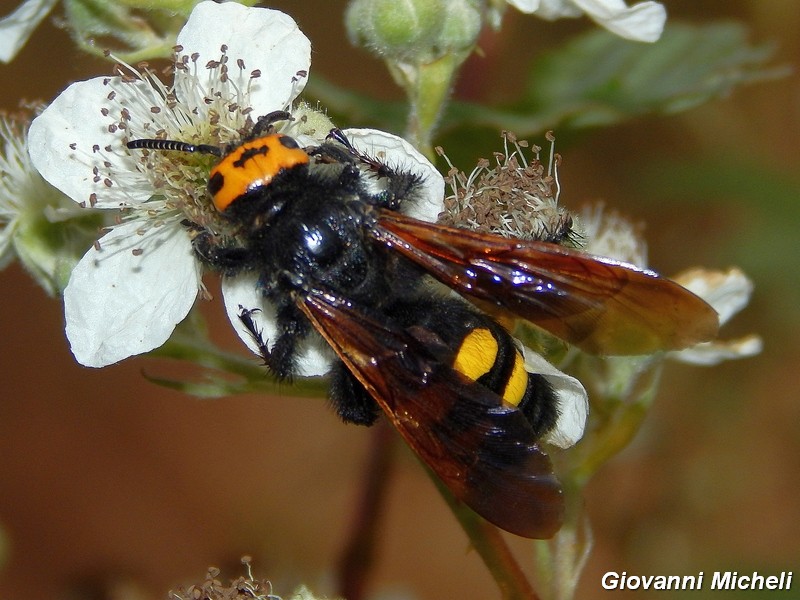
xmin=126 ymin=139 xmax=223 ymax=157
xmin=250 ymin=110 xmax=294 ymax=138
xmin=326 ymin=128 xmax=352 ymax=149
xmin=326 ymin=128 xmax=391 ymax=175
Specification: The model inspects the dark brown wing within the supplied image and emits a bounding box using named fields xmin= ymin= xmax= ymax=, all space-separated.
xmin=298 ymin=288 xmax=563 ymax=539
xmin=373 ymin=210 xmax=719 ymax=355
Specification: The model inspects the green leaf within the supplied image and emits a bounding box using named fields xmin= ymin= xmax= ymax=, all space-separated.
xmin=62 ymin=0 xmax=196 ymax=61
xmin=142 ymin=308 xmax=327 ymax=399
xmin=307 ymin=22 xmax=785 ymax=143
xmin=440 ymin=22 xmax=787 ymax=137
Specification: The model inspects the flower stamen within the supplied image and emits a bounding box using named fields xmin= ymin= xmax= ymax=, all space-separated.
xmin=437 ymin=131 xmax=577 ymax=244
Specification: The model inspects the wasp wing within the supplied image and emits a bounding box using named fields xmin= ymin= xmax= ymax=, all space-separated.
xmin=373 ymin=211 xmax=719 ymax=355
xmin=298 ymin=288 xmax=563 ymax=539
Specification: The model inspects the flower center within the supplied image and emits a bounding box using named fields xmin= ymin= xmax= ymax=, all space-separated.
xmin=437 ymin=132 xmax=577 ymax=245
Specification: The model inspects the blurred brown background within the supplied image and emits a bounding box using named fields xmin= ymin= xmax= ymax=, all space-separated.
xmin=1 ymin=1 xmax=798 ymax=598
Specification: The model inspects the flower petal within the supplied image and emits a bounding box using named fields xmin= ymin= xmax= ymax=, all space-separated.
xmin=221 ymin=273 xmax=333 ymax=377
xmin=527 ymin=0 xmax=583 ymax=19
xmin=0 ymin=0 xmax=57 ymax=63
xmin=65 ymin=220 xmax=200 ymax=367
xmin=522 ymin=347 xmax=588 ymax=448
xmin=673 ymin=267 xmax=752 ymax=326
xmin=521 ymin=0 xmax=665 ymax=42
xmin=669 ymin=267 xmax=761 ymax=365
xmin=507 ymin=0 xmax=542 ymax=12
xmin=28 ymin=77 xmax=152 ymax=208
xmin=571 ymin=0 xmax=666 ymax=42
xmin=342 ymin=128 xmax=445 ymax=223
xmin=176 ymin=2 xmax=311 ymax=116
xmin=670 ymin=335 xmax=763 ymax=366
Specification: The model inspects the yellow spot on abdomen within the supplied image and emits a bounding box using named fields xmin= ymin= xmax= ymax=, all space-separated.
xmin=502 ymin=352 xmax=528 ymax=406
xmin=453 ymin=328 xmax=498 ymax=381
xmin=452 ymin=327 xmax=529 ymax=406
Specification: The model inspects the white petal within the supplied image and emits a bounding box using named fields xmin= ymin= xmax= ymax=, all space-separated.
xmin=670 ymin=335 xmax=763 ymax=366
xmin=0 ymin=0 xmax=57 ymax=63
xmin=507 ymin=0 xmax=542 ymax=12
xmin=529 ymin=0 xmax=583 ymax=20
xmin=342 ymin=128 xmax=445 ymax=223
xmin=571 ymin=0 xmax=666 ymax=42
xmin=522 ymin=347 xmax=588 ymax=448
xmin=221 ymin=273 xmax=333 ymax=377
xmin=65 ymin=220 xmax=200 ymax=367
xmin=674 ymin=267 xmax=753 ymax=326
xmin=176 ymin=2 xmax=311 ymax=115
xmin=669 ymin=267 xmax=761 ymax=365
xmin=220 ymin=272 xmax=271 ymax=358
xmin=28 ymin=77 xmax=152 ymax=208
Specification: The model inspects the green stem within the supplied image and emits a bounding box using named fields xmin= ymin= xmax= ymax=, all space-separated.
xmin=336 ymin=421 xmax=395 ymax=600
xmin=569 ymin=361 xmax=662 ymax=486
xmin=431 ymin=474 xmax=541 ymax=600
xmin=146 ymin=327 xmax=326 ymax=398
xmin=388 ymin=53 xmax=461 ymax=159
xmin=569 ymin=401 xmax=650 ymax=486
xmin=534 ymin=484 xmax=593 ymax=600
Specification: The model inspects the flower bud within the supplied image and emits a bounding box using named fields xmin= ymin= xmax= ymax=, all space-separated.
xmin=440 ymin=0 xmax=483 ymax=56
xmin=346 ymin=0 xmax=482 ymax=63
xmin=346 ymin=0 xmax=443 ymax=60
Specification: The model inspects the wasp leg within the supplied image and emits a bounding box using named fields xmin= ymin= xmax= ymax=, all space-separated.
xmin=326 ymin=129 xmax=425 ymax=211
xmin=236 ymin=301 xmax=312 ymax=381
xmin=371 ymin=168 xmax=424 ymax=212
xmin=192 ymin=230 xmax=254 ymax=275
xmin=328 ymin=362 xmax=381 ymax=426
xmin=238 ymin=307 xmax=272 ymax=366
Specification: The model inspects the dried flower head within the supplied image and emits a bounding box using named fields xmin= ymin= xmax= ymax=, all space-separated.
xmin=437 ymin=131 xmax=577 ymax=245
xmin=169 ymin=557 xmax=338 ymax=600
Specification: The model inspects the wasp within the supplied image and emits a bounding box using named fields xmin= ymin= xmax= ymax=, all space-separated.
xmin=128 ymin=112 xmax=718 ymax=538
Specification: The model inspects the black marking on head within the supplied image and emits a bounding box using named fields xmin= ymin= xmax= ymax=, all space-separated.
xmin=208 ymin=171 xmax=225 ymax=196
xmin=233 ymin=144 xmax=269 ymax=168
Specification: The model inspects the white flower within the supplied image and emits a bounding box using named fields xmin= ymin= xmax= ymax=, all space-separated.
xmin=577 ymin=202 xmax=647 ymax=266
xmin=0 ymin=0 xmax=57 ymax=63
xmin=522 ymin=347 xmax=587 ymax=448
xmin=0 ymin=113 xmax=45 ymax=267
xmin=508 ymin=0 xmax=666 ymax=42
xmin=0 ymin=110 xmax=94 ymax=294
xmin=28 ymin=1 xmax=444 ymax=369
xmin=579 ymin=204 xmax=760 ymax=364
xmin=670 ymin=267 xmax=762 ymax=365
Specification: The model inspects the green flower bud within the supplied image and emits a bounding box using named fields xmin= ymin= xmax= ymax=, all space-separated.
xmin=346 ymin=0 xmax=483 ymax=63
xmin=13 ymin=208 xmax=103 ymax=296
xmin=440 ymin=0 xmax=483 ymax=55
xmin=346 ymin=0 xmax=446 ymax=61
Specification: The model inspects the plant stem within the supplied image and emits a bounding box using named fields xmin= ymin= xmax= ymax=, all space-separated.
xmin=431 ymin=475 xmax=541 ymax=600
xmin=336 ymin=421 xmax=396 ymax=600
